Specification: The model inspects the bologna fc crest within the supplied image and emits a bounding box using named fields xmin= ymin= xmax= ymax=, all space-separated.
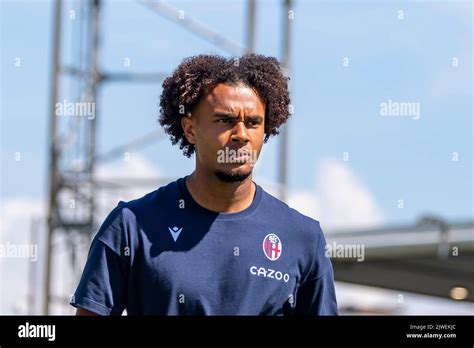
xmin=263 ymin=233 xmax=282 ymax=261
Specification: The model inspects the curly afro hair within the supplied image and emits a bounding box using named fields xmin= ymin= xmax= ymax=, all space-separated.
xmin=159 ymin=54 xmax=291 ymax=157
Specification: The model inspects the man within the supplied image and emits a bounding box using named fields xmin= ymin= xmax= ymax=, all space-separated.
xmin=71 ymin=54 xmax=338 ymax=315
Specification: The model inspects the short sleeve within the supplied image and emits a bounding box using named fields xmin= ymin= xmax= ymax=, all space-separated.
xmin=294 ymin=222 xmax=338 ymax=315
xmin=294 ymin=265 xmax=338 ymax=315
xmin=70 ymin=205 xmax=130 ymax=315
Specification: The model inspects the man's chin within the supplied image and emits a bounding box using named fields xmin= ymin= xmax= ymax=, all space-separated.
xmin=214 ymin=169 xmax=252 ymax=183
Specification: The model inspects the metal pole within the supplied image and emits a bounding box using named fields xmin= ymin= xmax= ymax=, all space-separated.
xmin=87 ymin=0 xmax=102 ymax=241
xmin=28 ymin=218 xmax=38 ymax=314
xmin=44 ymin=0 xmax=63 ymax=315
xmin=138 ymin=0 xmax=246 ymax=55
xmin=246 ymin=0 xmax=256 ymax=53
xmin=418 ymin=215 xmax=450 ymax=258
xmin=438 ymin=223 xmax=450 ymax=258
xmin=278 ymin=0 xmax=292 ymax=202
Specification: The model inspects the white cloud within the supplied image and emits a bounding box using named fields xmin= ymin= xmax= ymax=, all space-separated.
xmin=95 ymin=153 xmax=160 ymax=180
xmin=316 ymin=159 xmax=384 ymax=230
xmin=257 ymin=158 xmax=384 ymax=231
xmin=287 ymin=190 xmax=322 ymax=222
xmin=0 ymin=198 xmax=44 ymax=238
xmin=0 ymin=198 xmax=44 ymax=314
xmin=94 ymin=154 xmax=163 ymax=222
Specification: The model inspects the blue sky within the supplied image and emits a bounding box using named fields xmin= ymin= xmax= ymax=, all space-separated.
xmin=1 ymin=0 xmax=472 ymax=228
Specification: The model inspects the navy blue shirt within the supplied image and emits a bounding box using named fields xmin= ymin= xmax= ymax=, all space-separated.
xmin=70 ymin=176 xmax=338 ymax=315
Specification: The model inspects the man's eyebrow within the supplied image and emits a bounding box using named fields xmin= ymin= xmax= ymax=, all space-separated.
xmin=213 ymin=112 xmax=263 ymax=120
xmin=213 ymin=112 xmax=236 ymax=118
xmin=246 ymin=115 xmax=263 ymax=121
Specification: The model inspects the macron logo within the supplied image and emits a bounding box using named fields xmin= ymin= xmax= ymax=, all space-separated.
xmin=168 ymin=226 xmax=183 ymax=242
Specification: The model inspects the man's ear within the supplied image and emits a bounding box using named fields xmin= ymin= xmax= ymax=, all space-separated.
xmin=181 ymin=114 xmax=196 ymax=145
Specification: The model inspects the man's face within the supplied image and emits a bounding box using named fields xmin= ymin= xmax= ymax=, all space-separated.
xmin=182 ymin=83 xmax=265 ymax=182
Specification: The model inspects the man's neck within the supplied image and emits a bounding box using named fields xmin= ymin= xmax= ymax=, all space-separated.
xmin=185 ymin=169 xmax=256 ymax=213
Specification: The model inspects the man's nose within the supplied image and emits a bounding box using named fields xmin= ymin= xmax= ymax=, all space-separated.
xmin=230 ymin=121 xmax=250 ymax=144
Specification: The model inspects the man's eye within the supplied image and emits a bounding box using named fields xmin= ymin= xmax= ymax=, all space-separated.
xmin=247 ymin=120 xmax=260 ymax=126
xmin=217 ymin=118 xmax=231 ymax=124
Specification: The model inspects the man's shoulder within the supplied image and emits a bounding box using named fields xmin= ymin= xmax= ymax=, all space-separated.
xmin=93 ymin=178 xmax=181 ymax=247
xmin=259 ymin=184 xmax=323 ymax=238
xmin=117 ymin=178 xmax=181 ymax=215
xmin=259 ymin=185 xmax=329 ymax=279
xmin=96 ymin=178 xmax=181 ymax=234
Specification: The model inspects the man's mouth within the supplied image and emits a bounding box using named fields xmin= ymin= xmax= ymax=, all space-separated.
xmin=231 ymin=150 xmax=251 ymax=163
xmin=217 ymin=147 xmax=256 ymax=165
